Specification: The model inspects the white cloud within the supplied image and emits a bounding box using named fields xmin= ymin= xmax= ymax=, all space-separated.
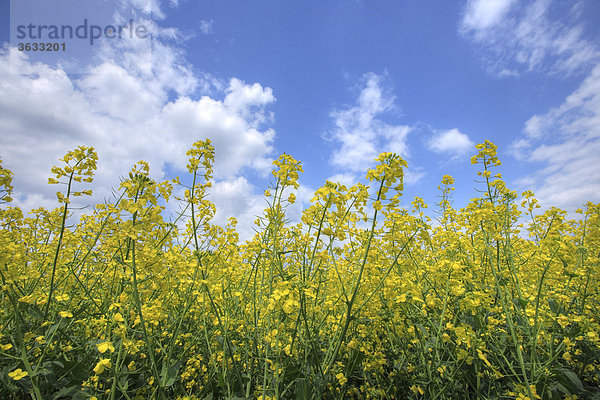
xmin=427 ymin=128 xmax=474 ymax=158
xmin=207 ymin=177 xmax=265 ymax=240
xmin=327 ymin=74 xmax=433 ymax=190
xmin=207 ymin=177 xmax=315 ymax=242
xmin=383 ymin=125 xmax=412 ymax=157
xmin=157 ymin=85 xmax=276 ymax=178
xmin=327 ymin=173 xmax=359 ymax=188
xmin=329 ymin=73 xmax=414 ymax=179
xmin=511 ymin=64 xmax=600 ymax=211
xmin=127 ymin=0 xmax=165 ymax=19
xmin=0 ymin=47 xmax=276 ymax=190
xmin=460 ymin=0 xmax=599 ymax=76
xmin=0 ymin=4 xmax=277 ymax=241
xmin=199 ymin=19 xmax=214 ymax=35
xmin=404 ymin=167 xmax=426 ymax=186
xmin=224 ymin=78 xmax=276 ymax=126
xmin=461 ymin=0 xmax=516 ymax=31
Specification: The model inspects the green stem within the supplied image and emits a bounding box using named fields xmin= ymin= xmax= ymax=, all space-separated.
xmin=44 ymin=172 xmax=74 ymax=319
xmin=323 ymin=179 xmax=385 ymax=375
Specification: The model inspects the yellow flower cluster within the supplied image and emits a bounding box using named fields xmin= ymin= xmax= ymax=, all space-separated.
xmin=0 ymin=140 xmax=598 ymax=399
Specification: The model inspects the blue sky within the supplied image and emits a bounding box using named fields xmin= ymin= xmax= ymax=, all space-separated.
xmin=1 ymin=0 xmax=600 ymax=239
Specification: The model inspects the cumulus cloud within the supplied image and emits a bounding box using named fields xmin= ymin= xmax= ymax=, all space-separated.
xmin=0 ymin=47 xmax=276 ymax=202
xmin=0 ymin=2 xmax=277 ymax=241
xmin=207 ymin=177 xmax=265 ymax=240
xmin=510 ymin=64 xmax=600 ymax=211
xmin=224 ymin=78 xmax=276 ymax=126
xmin=328 ymin=73 xmax=416 ymax=183
xmin=460 ymin=0 xmax=599 ymax=76
xmin=156 ymin=85 xmax=276 ymax=178
xmin=427 ymin=128 xmax=474 ymax=158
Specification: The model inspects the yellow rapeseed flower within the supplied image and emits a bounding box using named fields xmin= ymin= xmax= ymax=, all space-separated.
xmin=322 ymin=227 xmax=334 ymax=236
xmin=556 ymin=315 xmax=569 ymax=328
xmin=113 ymin=313 xmax=125 ymax=323
xmin=335 ymin=372 xmax=347 ymax=386
xmin=410 ymin=385 xmax=424 ymax=395
xmin=97 ymin=341 xmax=115 ymax=354
xmin=8 ymin=368 xmax=28 ymax=380
xmin=93 ymin=358 xmax=112 ymax=374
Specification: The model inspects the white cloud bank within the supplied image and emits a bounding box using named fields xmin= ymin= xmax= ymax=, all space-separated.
xmin=511 ymin=64 xmax=600 ymax=211
xmin=460 ymin=0 xmax=599 ymax=76
xmin=0 ymin=2 xmax=277 ymax=241
xmin=0 ymin=48 xmax=276 ymax=199
xmin=461 ymin=0 xmax=600 ymax=213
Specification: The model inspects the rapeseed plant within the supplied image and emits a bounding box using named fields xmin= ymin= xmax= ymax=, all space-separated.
xmin=0 ymin=140 xmax=598 ymax=399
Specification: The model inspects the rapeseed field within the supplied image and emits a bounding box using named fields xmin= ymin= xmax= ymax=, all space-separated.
xmin=1 ymin=140 xmax=598 ymax=399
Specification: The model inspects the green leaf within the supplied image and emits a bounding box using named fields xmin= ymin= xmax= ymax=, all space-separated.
xmin=295 ymin=378 xmax=310 ymax=400
xmin=554 ymin=368 xmax=583 ymax=393
xmin=160 ymin=360 xmax=181 ymax=388
xmin=345 ymin=349 xmax=365 ymax=375
xmin=119 ymin=373 xmax=129 ymax=391
xmin=514 ymin=297 xmax=528 ymax=309
xmin=52 ymin=385 xmax=79 ymax=399
xmin=548 ymin=298 xmax=562 ymax=314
